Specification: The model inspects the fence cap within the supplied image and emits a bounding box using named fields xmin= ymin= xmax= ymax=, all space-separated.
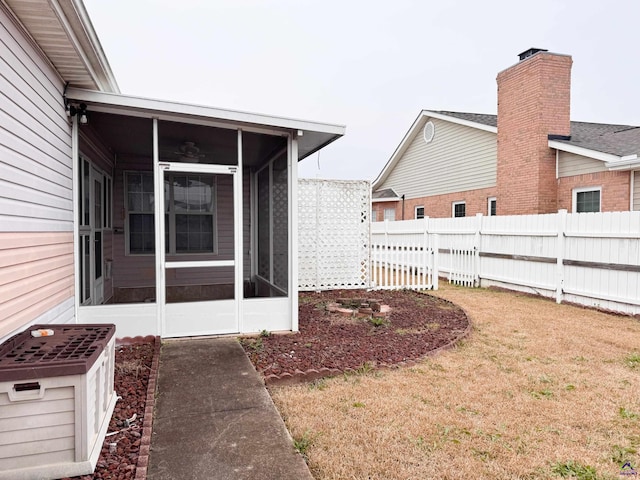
xmin=0 ymin=324 xmax=115 ymax=382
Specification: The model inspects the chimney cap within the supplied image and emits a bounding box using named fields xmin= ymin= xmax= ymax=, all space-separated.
xmin=518 ymin=48 xmax=548 ymax=61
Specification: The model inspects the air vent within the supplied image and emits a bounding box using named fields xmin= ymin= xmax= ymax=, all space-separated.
xmin=423 ymin=121 xmax=435 ymax=143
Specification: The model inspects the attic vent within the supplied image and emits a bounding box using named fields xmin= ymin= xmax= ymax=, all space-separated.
xmin=423 ymin=121 xmax=435 ymax=144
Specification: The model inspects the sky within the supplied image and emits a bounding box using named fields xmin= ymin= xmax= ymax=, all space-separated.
xmin=84 ymin=0 xmax=640 ymax=182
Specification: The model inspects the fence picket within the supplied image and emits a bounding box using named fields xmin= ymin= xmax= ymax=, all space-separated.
xmin=370 ymin=210 xmax=640 ymax=314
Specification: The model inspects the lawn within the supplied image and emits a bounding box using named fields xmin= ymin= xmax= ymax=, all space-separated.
xmin=270 ymin=284 xmax=640 ymax=480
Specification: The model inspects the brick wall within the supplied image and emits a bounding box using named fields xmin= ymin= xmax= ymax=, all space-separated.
xmin=372 ymin=201 xmax=400 ymax=222
xmin=497 ymin=52 xmax=572 ymax=215
xmin=401 ymin=187 xmax=497 ymax=219
xmin=557 ymin=171 xmax=631 ymax=212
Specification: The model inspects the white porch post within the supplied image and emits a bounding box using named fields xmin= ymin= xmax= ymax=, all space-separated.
xmin=71 ymin=114 xmax=80 ymax=323
xmin=153 ymin=118 xmax=165 ymax=336
xmin=236 ymin=129 xmax=244 ymax=332
xmin=289 ymin=133 xmax=299 ymax=331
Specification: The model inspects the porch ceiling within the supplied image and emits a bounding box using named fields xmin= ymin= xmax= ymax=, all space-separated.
xmin=86 ymin=112 xmax=286 ymax=167
xmin=67 ymin=88 xmax=345 ymax=161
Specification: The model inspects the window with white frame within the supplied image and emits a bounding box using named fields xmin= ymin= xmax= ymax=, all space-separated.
xmin=488 ymin=197 xmax=497 ymax=216
xmin=126 ymin=172 xmax=216 ymax=254
xmin=383 ymin=207 xmax=396 ymax=221
xmin=415 ymin=206 xmax=425 ymax=219
xmin=452 ymin=201 xmax=466 ymax=218
xmin=371 ymin=207 xmax=378 ymax=222
xmin=573 ymin=187 xmax=601 ymax=213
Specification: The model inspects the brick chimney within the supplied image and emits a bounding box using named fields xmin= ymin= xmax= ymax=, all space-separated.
xmin=496 ymin=49 xmax=572 ymax=215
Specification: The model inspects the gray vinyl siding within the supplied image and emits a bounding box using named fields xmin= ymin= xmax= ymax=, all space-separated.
xmin=557 ymin=151 xmax=606 ymax=178
xmin=0 ymin=4 xmax=72 ymax=232
xmin=634 ymin=171 xmax=640 ymax=211
xmin=378 ymin=118 xmax=496 ymax=199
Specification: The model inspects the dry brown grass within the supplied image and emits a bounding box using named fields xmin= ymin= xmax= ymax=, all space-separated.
xmin=270 ymin=284 xmax=640 ymax=479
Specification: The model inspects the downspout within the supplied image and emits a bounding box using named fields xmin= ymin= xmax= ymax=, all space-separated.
xmin=401 ymin=194 xmax=405 ymax=220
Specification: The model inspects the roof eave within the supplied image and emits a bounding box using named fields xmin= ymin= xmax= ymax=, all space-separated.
xmin=63 ymin=0 xmax=119 ymax=92
xmin=4 ymin=0 xmax=119 ymax=92
xmin=66 ymin=88 xmax=346 ymax=160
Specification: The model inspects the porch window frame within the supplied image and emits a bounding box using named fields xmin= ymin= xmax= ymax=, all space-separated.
xmin=125 ymin=170 xmax=218 ymax=256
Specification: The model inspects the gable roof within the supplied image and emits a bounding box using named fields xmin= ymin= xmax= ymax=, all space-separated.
xmin=372 ymin=188 xmax=400 ymax=201
xmin=373 ymin=110 xmax=640 ymax=190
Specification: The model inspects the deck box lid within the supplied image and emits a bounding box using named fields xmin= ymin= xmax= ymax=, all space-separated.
xmin=0 ymin=324 xmax=115 ymax=382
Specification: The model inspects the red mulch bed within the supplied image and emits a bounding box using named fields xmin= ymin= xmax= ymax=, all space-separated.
xmin=241 ymin=289 xmax=470 ymax=381
xmin=56 ymin=289 xmax=467 ymax=478
xmin=63 ymin=341 xmax=156 ymax=480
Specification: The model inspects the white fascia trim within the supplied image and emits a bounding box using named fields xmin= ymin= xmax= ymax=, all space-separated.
xmin=371 ymin=197 xmax=400 ymax=203
xmin=66 ymin=88 xmax=346 ymax=136
xmin=66 ymin=0 xmax=119 ymax=92
xmin=422 ymin=111 xmax=497 ymax=134
xmin=372 ymin=110 xmax=496 ymax=189
xmin=548 ymin=140 xmax=627 ymax=164
xmin=50 ymin=0 xmax=119 ymax=92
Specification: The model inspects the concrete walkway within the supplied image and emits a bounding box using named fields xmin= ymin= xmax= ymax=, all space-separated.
xmin=147 ymin=337 xmax=313 ymax=480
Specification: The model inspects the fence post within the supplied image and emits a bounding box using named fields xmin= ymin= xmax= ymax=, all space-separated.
xmin=556 ymin=209 xmax=567 ymax=304
xmin=474 ymin=213 xmax=483 ymax=287
xmin=315 ymin=180 xmax=320 ymax=291
xmin=432 ymin=233 xmax=439 ymax=290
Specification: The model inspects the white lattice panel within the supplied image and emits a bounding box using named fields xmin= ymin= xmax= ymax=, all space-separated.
xmin=298 ymin=179 xmax=370 ymax=290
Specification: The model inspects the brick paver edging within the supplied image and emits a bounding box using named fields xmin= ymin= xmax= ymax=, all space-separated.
xmin=115 ymin=335 xmax=161 ymax=480
xmin=262 ymin=299 xmax=473 ymax=387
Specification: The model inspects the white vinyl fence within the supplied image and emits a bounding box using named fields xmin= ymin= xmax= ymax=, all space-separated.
xmin=371 ymin=210 xmax=640 ymax=315
xmin=370 ymin=236 xmax=439 ymax=290
xmin=298 ymin=179 xmax=370 ymax=291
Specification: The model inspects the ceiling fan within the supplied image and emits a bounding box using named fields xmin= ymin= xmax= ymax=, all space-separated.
xmin=173 ymin=141 xmax=205 ymax=161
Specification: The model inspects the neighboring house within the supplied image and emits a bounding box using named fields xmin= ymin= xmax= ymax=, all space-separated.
xmin=0 ymin=0 xmax=344 ymax=343
xmin=372 ymin=48 xmax=640 ymax=220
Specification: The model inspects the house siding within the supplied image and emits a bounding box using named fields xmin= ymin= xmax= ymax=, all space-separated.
xmin=558 ymin=151 xmax=607 ymax=177
xmin=0 ymin=5 xmax=75 ymax=341
xmin=378 ymin=118 xmax=496 ymax=199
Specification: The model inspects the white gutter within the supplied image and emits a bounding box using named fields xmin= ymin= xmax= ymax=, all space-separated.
xmin=372 ymin=197 xmax=401 ymax=203
xmin=605 ymin=155 xmax=640 ymax=171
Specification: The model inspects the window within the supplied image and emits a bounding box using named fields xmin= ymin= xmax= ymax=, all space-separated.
xmin=452 ymin=201 xmax=466 ymax=218
xmin=126 ymin=172 xmax=217 ymax=255
xmin=415 ymin=206 xmax=425 ymax=219
xmin=371 ymin=207 xmax=378 ymax=222
xmin=573 ymin=187 xmax=601 ymax=213
xmin=127 ymin=172 xmax=156 ymax=254
xmin=423 ymin=121 xmax=435 ymax=143
xmin=383 ymin=207 xmax=395 ymax=221
xmin=488 ymin=197 xmax=497 ymax=216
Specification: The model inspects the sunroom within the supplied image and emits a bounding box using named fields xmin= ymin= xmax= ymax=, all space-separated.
xmin=66 ymin=88 xmax=344 ymax=338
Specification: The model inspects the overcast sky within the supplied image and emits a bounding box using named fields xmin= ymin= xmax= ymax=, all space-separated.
xmin=84 ymin=0 xmax=639 ymax=181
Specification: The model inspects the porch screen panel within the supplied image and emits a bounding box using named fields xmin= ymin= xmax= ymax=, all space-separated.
xmin=272 ymin=153 xmax=288 ymax=292
xmin=257 ymin=168 xmax=270 ymax=279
